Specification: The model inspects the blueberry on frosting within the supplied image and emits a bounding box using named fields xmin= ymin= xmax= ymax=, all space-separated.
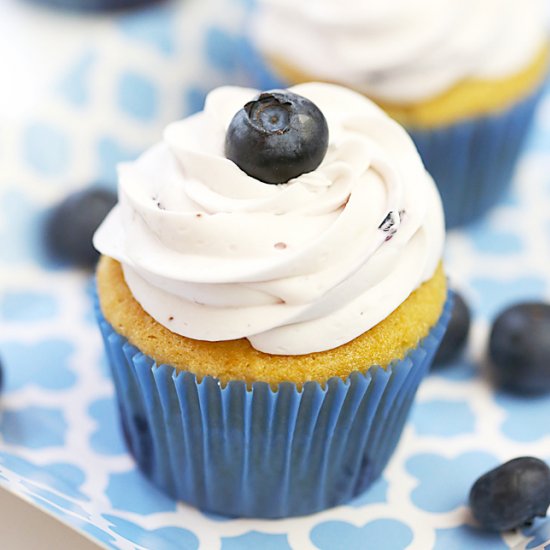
xmin=225 ymin=91 xmax=329 ymax=184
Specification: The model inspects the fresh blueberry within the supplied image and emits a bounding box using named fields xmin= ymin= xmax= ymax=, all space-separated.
xmin=225 ymin=90 xmax=329 ymax=184
xmin=433 ymin=291 xmax=471 ymax=366
xmin=45 ymin=187 xmax=116 ymax=269
xmin=469 ymin=457 xmax=550 ymax=532
xmin=488 ymin=302 xmax=550 ymax=394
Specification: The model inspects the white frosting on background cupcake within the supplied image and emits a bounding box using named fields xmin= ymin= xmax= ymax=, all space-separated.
xmin=252 ymin=0 xmax=547 ymax=103
xmin=94 ymin=83 xmax=444 ymax=355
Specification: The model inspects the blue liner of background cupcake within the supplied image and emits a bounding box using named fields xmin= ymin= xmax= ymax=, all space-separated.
xmin=408 ymin=81 xmax=547 ymax=229
xmin=95 ymin=291 xmax=452 ymax=519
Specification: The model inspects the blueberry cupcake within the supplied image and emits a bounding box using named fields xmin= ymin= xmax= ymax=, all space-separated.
xmin=94 ymin=83 xmax=451 ymax=518
xmin=252 ymin=0 xmax=549 ymax=227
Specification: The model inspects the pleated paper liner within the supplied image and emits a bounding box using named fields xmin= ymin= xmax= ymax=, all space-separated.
xmin=96 ymin=292 xmax=453 ymax=519
xmin=408 ymin=82 xmax=546 ymax=229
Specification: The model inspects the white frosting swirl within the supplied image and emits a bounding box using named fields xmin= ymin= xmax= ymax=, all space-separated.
xmin=94 ymin=83 xmax=444 ymax=355
xmin=252 ymin=0 xmax=547 ymax=103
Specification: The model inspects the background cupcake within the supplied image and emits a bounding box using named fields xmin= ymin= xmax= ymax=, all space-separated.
xmin=94 ymin=82 xmax=451 ymax=518
xmin=251 ymin=0 xmax=549 ymax=227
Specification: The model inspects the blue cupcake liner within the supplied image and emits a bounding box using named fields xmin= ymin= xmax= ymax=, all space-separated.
xmin=408 ymin=82 xmax=546 ymax=228
xmin=95 ymin=291 xmax=452 ymax=518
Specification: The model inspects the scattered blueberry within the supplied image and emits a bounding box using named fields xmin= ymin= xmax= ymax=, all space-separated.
xmin=488 ymin=302 xmax=550 ymax=394
xmin=469 ymin=457 xmax=550 ymax=532
xmin=44 ymin=187 xmax=116 ymax=269
xmin=225 ymin=90 xmax=329 ymax=184
xmin=433 ymin=292 xmax=471 ymax=366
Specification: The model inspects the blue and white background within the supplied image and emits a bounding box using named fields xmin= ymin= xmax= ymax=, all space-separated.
xmin=1 ymin=0 xmax=550 ymax=548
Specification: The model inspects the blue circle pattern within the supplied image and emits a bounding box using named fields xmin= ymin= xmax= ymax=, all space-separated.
xmin=88 ymin=398 xmax=126 ymax=456
xmin=495 ymin=392 xmax=550 ymax=443
xmin=117 ymin=71 xmax=159 ymax=121
xmin=0 ymin=340 xmax=76 ymax=392
xmin=105 ymin=470 xmax=177 ymax=515
xmin=117 ymin=4 xmax=176 ymax=56
xmin=1 ymin=407 xmax=67 ymax=449
xmin=348 ymin=476 xmax=388 ymax=508
xmin=469 ymin=276 xmax=548 ymax=320
xmin=406 ymin=452 xmax=499 ymax=514
xmin=57 ymin=50 xmax=96 ymax=108
xmin=96 ymin=136 xmax=142 ymax=184
xmin=24 ymin=482 xmax=91 ymax=518
xmin=76 ymin=521 xmax=117 ymax=547
xmin=1 ymin=291 xmax=59 ymax=322
xmin=103 ymin=515 xmax=199 ymax=550
xmin=0 ymin=190 xmax=47 ymax=266
xmin=221 ymin=531 xmax=292 ymax=550
xmin=0 ymin=453 xmax=88 ymax=501
xmin=434 ymin=525 xmax=508 ymax=550
xmin=310 ymin=519 xmax=413 ymax=550
xmin=466 ymin=224 xmax=524 ymax=255
xmin=29 ymin=495 xmax=77 ymax=521
xmin=205 ymin=25 xmax=283 ymax=89
xmin=411 ymin=400 xmax=476 ymax=437
xmin=185 ymin=86 xmax=209 ymax=116
xmin=205 ymin=28 xmax=242 ymax=74
xmin=23 ymin=123 xmax=71 ymax=178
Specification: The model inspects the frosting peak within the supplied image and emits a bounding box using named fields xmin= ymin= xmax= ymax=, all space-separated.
xmin=94 ymin=83 xmax=444 ymax=355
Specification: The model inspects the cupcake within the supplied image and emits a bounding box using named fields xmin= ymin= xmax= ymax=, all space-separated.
xmin=93 ymin=82 xmax=451 ymax=518
xmin=251 ymin=0 xmax=549 ymax=227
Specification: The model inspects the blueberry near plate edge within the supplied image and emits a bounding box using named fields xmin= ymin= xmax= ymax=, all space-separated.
xmin=225 ymin=90 xmax=329 ymax=184
xmin=469 ymin=457 xmax=550 ymax=532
